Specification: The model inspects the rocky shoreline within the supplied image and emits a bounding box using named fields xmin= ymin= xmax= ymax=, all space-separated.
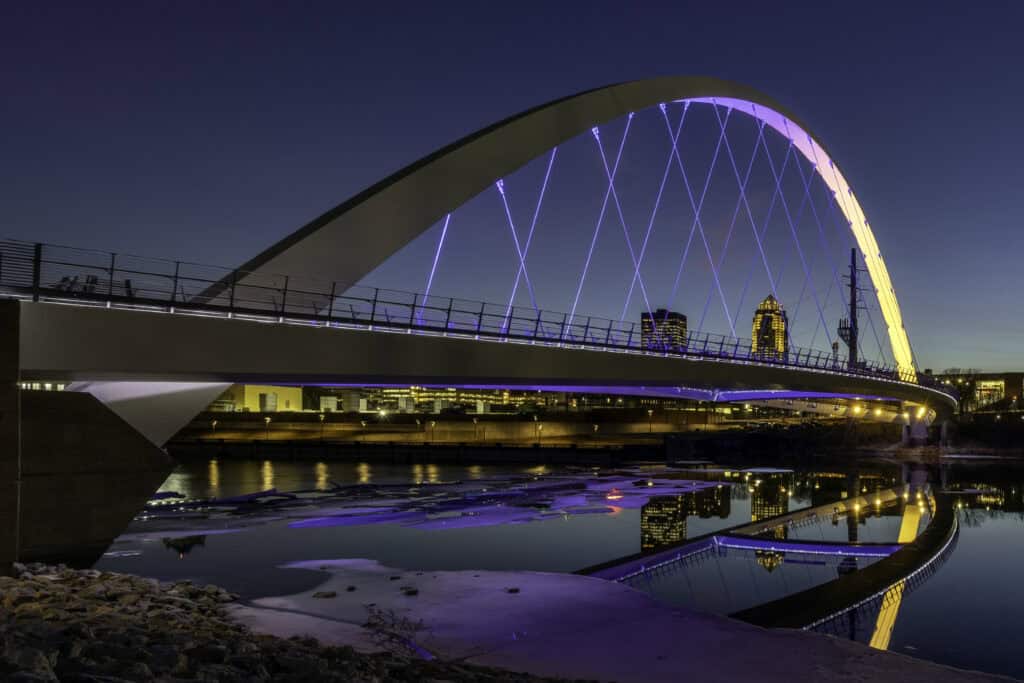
xmin=0 ymin=563 xmax=586 ymax=682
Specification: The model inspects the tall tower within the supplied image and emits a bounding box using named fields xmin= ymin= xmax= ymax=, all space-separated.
xmin=751 ymin=295 xmax=788 ymax=359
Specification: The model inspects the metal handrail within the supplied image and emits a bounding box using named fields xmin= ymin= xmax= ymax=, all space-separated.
xmin=0 ymin=239 xmax=956 ymax=397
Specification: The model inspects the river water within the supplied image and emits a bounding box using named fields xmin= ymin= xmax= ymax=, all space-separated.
xmin=95 ymin=456 xmax=1024 ymax=680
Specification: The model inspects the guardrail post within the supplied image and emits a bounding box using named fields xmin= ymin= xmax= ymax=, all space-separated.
xmin=533 ymin=309 xmax=543 ymax=338
xmin=604 ymin=320 xmax=613 ymax=345
xmin=558 ymin=313 xmax=567 ymax=343
xmin=31 ymin=243 xmax=42 ymax=301
xmin=228 ymin=270 xmax=237 ymax=318
xmin=582 ymin=317 xmax=591 ymax=344
xmin=409 ymin=293 xmax=418 ymax=326
xmin=170 ymin=261 xmax=180 ymax=310
xmin=626 ymin=322 xmax=635 ymax=348
xmin=107 ymin=252 xmax=116 ymax=306
xmin=326 ymin=281 xmax=336 ymax=326
xmin=475 ymin=301 xmax=485 ymax=335
xmin=444 ymin=297 xmax=453 ymax=331
xmin=279 ymin=276 xmax=289 ymax=322
xmin=370 ymin=288 xmax=379 ymax=325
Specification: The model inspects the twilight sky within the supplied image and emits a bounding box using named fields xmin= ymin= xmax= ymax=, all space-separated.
xmin=2 ymin=2 xmax=1021 ymax=371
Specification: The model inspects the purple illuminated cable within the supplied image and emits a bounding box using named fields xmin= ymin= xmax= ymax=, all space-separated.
xmin=662 ymin=103 xmax=735 ymax=336
xmin=496 ymin=178 xmax=538 ymax=312
xmin=695 ymin=117 xmax=766 ymax=335
xmin=504 ymin=147 xmax=557 ymax=325
xmin=420 ymin=213 xmax=451 ymax=325
xmin=568 ymin=114 xmax=634 ymax=328
xmin=620 ymin=104 xmax=688 ymax=322
xmin=750 ymin=108 xmax=833 ymax=347
xmin=712 ymin=103 xmax=782 ymax=306
xmin=592 ymin=122 xmax=655 ymax=322
xmin=732 ymin=144 xmax=790 ymax=320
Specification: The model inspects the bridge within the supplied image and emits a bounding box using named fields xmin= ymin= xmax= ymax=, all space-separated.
xmin=0 ymin=76 xmax=956 ymax=570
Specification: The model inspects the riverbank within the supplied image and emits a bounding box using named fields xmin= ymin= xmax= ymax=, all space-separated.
xmin=233 ymin=558 xmax=1015 ymax=683
xmin=0 ymin=563 xmax=580 ymax=681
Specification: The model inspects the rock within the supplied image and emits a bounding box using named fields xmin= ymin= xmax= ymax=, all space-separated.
xmin=312 ymin=591 xmax=337 ymax=599
xmin=186 ymin=643 xmax=228 ymax=665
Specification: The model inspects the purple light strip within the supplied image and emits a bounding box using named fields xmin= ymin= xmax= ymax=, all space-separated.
xmin=420 ymin=213 xmax=451 ymax=323
xmin=496 ymin=179 xmax=538 ymax=312
xmin=568 ymin=115 xmax=634 ymax=328
xmin=696 ymin=117 xmax=766 ymax=335
xmin=662 ymin=104 xmax=734 ymax=336
xmin=506 ymin=148 xmax=557 ymax=320
xmin=593 ymin=123 xmax=656 ymax=322
xmin=620 ymin=104 xmax=687 ymax=322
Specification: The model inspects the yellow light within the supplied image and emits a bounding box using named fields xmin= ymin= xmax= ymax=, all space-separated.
xmin=874 ymin=408 xmax=882 ymax=417
xmin=854 ymin=503 xmax=861 ymax=512
xmin=916 ymin=406 xmax=926 ymax=419
xmin=875 ymin=498 xmax=881 ymax=506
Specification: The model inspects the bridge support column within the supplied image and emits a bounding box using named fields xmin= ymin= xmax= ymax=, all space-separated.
xmin=2 ymin=300 xmax=174 ymax=569
xmin=0 ymin=301 xmax=21 ymax=575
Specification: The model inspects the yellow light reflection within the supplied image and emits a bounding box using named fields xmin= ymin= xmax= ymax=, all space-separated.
xmin=315 ymin=462 xmax=329 ymax=491
xmin=898 ymin=498 xmax=922 ymax=543
xmin=357 ymin=462 xmax=371 ymax=484
xmin=426 ymin=464 xmax=440 ymax=484
xmin=467 ymin=465 xmax=483 ymax=479
xmin=869 ymin=580 xmax=906 ymax=650
xmin=208 ymin=459 xmax=220 ymax=498
xmin=261 ymin=460 xmax=274 ymax=491
xmin=412 ymin=463 xmax=424 ymax=484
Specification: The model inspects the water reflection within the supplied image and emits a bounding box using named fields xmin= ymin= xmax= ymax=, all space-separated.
xmin=357 ymin=462 xmax=371 ymax=484
xmin=315 ymin=462 xmax=329 ymax=491
xmin=208 ymin=459 xmax=220 ymax=498
xmin=640 ymin=486 xmax=731 ymax=551
xmin=261 ymin=460 xmax=274 ymax=490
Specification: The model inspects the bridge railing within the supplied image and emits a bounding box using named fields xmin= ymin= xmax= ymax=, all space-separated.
xmin=0 ymin=239 xmax=956 ymax=396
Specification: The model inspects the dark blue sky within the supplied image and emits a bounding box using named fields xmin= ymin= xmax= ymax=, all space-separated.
xmin=3 ymin=2 xmax=1020 ymax=370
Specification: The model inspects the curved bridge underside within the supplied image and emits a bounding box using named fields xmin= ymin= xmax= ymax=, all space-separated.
xmin=22 ymin=304 xmax=953 ymax=434
xmin=221 ymin=77 xmax=915 ymax=379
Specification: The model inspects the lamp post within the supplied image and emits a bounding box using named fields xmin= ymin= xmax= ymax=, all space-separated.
xmin=473 ymin=417 xmax=479 ymax=442
xmin=430 ymin=420 xmax=436 ymax=443
xmin=648 ymin=408 xmax=654 ymax=433
xmin=211 ymin=419 xmax=218 ymax=434
xmin=319 ymin=412 xmax=326 ymax=441
xmin=263 ymin=416 xmax=271 ymax=441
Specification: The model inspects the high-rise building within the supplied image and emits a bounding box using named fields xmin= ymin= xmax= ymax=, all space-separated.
xmin=751 ymin=295 xmax=788 ymax=359
xmin=641 ymin=309 xmax=687 ymax=351
xmin=640 ymin=495 xmax=688 ymax=551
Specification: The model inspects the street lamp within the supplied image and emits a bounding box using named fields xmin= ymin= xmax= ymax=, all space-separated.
xmin=647 ymin=408 xmax=654 ymax=433
xmin=263 ymin=415 xmax=271 ymax=441
xmin=473 ymin=417 xmax=479 ymax=441
xmin=211 ymin=419 xmax=218 ymax=434
xmin=430 ymin=420 xmax=436 ymax=442
xmin=319 ymin=412 xmax=326 ymax=441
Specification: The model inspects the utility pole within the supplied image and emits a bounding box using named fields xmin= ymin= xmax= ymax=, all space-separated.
xmin=838 ymin=248 xmax=859 ymax=370
xmin=848 ymin=247 xmax=858 ymax=370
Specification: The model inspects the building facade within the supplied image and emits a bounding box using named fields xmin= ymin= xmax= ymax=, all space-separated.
xmin=640 ymin=309 xmax=688 ymax=351
xmin=751 ymin=295 xmax=788 ymax=359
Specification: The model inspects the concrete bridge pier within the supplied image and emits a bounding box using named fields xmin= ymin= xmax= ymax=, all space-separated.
xmin=1 ymin=301 xmax=173 ymax=574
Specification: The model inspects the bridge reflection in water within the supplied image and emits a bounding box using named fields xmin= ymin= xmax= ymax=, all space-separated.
xmin=604 ymin=475 xmax=944 ymax=650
